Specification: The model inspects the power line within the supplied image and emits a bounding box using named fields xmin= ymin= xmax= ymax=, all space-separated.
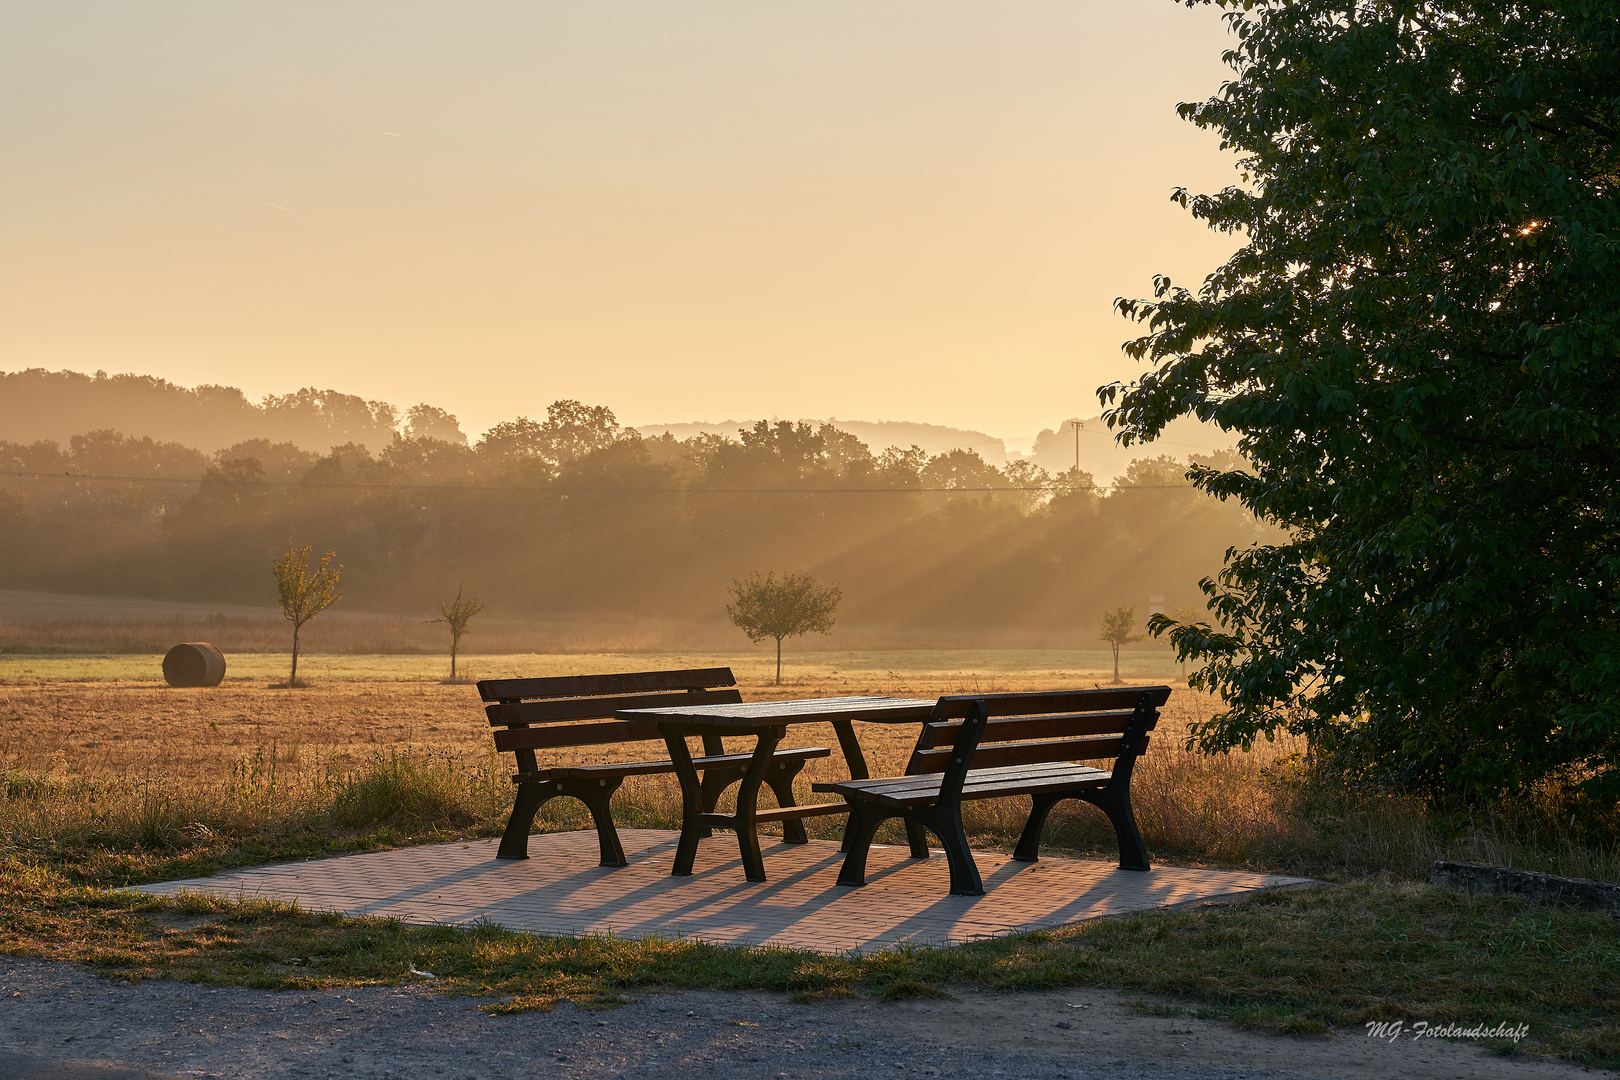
xmin=0 ymin=469 xmax=1205 ymax=494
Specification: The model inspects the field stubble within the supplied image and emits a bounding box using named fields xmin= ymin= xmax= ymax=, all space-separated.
xmin=3 ymin=654 xmax=1611 ymax=886
xmin=0 ymin=587 xmax=1149 ymax=655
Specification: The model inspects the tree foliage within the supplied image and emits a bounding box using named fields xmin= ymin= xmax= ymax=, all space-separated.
xmin=0 ymin=409 xmax=1271 ymax=638
xmin=271 ymin=543 xmax=343 ymax=687
xmin=474 ymin=399 xmax=621 ymax=476
xmin=1105 ymin=0 xmax=1620 ymax=807
xmin=727 ymin=570 xmax=842 ymax=684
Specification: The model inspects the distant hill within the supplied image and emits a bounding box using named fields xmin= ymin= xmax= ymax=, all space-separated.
xmin=636 ymin=418 xmax=1009 ymax=462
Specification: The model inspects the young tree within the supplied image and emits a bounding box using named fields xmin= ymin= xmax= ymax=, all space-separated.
xmin=727 ymin=570 xmax=841 ymax=685
xmin=270 ymin=543 xmax=342 ymax=688
xmin=1098 ymin=606 xmax=1144 ymax=684
xmin=430 ymin=584 xmax=485 ymax=681
xmin=1106 ymin=1 xmax=1620 ymax=806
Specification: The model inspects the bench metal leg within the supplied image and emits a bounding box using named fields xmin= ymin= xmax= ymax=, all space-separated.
xmin=839 ymin=804 xmax=981 ymax=894
xmin=1013 ymin=791 xmax=1065 ymax=863
xmin=834 ymin=801 xmax=892 ymax=887
xmin=1079 ymin=784 xmax=1150 ymax=871
xmin=561 ymin=778 xmax=628 ymax=867
xmin=1014 ymin=786 xmax=1149 ymax=871
xmin=497 ymin=782 xmax=551 ymax=860
xmin=917 ymin=805 xmax=983 ymax=896
xmin=500 ymin=780 xmax=629 ymax=866
xmin=904 ymin=820 xmax=931 ymax=859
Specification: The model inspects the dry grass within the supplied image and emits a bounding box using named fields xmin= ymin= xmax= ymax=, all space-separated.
xmin=3 ymin=660 xmax=1612 ymax=885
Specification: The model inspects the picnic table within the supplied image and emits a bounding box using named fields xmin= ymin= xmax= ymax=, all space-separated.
xmin=616 ymin=695 xmax=936 ymax=882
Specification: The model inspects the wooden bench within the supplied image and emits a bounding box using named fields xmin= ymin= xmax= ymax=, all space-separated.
xmin=828 ymin=686 xmax=1171 ymax=895
xmin=478 ymin=667 xmax=831 ymax=865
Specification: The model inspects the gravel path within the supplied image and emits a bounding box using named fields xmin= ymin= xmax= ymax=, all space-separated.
xmin=0 ymin=958 xmax=1605 ymax=1080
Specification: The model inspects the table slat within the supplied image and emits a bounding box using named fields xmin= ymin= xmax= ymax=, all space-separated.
xmin=618 ymin=695 xmax=935 ymax=727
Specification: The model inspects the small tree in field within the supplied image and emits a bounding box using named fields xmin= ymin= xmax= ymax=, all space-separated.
xmin=430 ymin=584 xmax=485 ymax=681
xmin=1098 ymin=605 xmax=1144 ymax=685
xmin=727 ymin=570 xmax=841 ymax=685
xmin=271 ymin=543 xmax=343 ymax=688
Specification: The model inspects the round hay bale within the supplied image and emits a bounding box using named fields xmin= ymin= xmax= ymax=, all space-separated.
xmin=162 ymin=642 xmax=227 ymax=688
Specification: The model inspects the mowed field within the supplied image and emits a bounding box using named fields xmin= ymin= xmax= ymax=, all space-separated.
xmin=0 ymin=649 xmax=1206 ymax=780
xmin=0 ymin=650 xmax=1260 ymax=857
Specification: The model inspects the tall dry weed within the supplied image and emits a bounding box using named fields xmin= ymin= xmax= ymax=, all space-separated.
xmin=328 ymin=747 xmax=507 ymax=828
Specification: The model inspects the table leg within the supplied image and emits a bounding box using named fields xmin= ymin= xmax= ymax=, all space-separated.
xmin=831 ymin=719 xmax=868 ymax=851
xmin=734 ymin=725 xmax=783 ymax=882
xmin=831 ymin=720 xmax=869 ymax=780
xmin=662 ymin=727 xmax=705 ymax=876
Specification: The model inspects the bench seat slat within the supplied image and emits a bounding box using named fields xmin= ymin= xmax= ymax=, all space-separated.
xmin=834 ymin=763 xmax=1112 ymax=808
xmin=750 ymin=802 xmax=852 ymax=823
xmin=512 ymin=745 xmax=831 ymax=784
xmin=837 ymin=760 xmax=1108 ymax=796
xmin=813 ymin=759 xmax=1114 ymax=794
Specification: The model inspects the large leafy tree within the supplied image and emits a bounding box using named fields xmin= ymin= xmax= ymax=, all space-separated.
xmin=1106 ymin=0 xmax=1620 ymax=807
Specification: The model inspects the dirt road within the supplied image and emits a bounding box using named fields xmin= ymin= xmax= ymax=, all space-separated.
xmin=1 ymin=958 xmax=1601 ymax=1080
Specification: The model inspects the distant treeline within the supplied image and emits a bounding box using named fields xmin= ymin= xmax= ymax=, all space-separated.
xmin=0 ymin=397 xmax=1276 ymax=635
xmin=0 ymin=368 xmax=461 ymax=454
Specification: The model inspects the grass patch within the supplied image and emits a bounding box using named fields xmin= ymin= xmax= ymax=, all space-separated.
xmin=1 ymin=864 xmax=1616 ymax=1066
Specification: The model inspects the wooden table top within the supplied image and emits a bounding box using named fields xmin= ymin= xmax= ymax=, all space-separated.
xmin=616 ymin=694 xmax=937 ymax=728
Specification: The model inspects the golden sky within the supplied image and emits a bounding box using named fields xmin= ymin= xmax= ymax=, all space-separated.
xmin=1 ymin=1 xmax=1241 ymax=447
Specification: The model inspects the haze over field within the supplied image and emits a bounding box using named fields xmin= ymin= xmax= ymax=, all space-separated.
xmin=0 ymin=369 xmax=1270 ymax=642
xmin=0 ymin=1 xmax=1239 ymax=443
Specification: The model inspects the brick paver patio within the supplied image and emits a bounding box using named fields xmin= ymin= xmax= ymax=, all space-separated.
xmin=136 ymin=829 xmax=1314 ymax=953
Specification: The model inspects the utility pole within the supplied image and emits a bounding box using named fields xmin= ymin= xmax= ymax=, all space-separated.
xmin=1068 ymin=419 xmax=1082 ymax=473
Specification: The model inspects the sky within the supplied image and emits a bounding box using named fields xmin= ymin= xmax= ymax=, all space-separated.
xmin=1 ymin=1 xmax=1242 ymax=449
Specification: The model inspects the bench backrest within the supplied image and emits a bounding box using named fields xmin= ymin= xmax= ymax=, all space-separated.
xmin=906 ymin=686 xmax=1171 ymax=780
xmin=479 ymin=668 xmax=742 ymax=766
